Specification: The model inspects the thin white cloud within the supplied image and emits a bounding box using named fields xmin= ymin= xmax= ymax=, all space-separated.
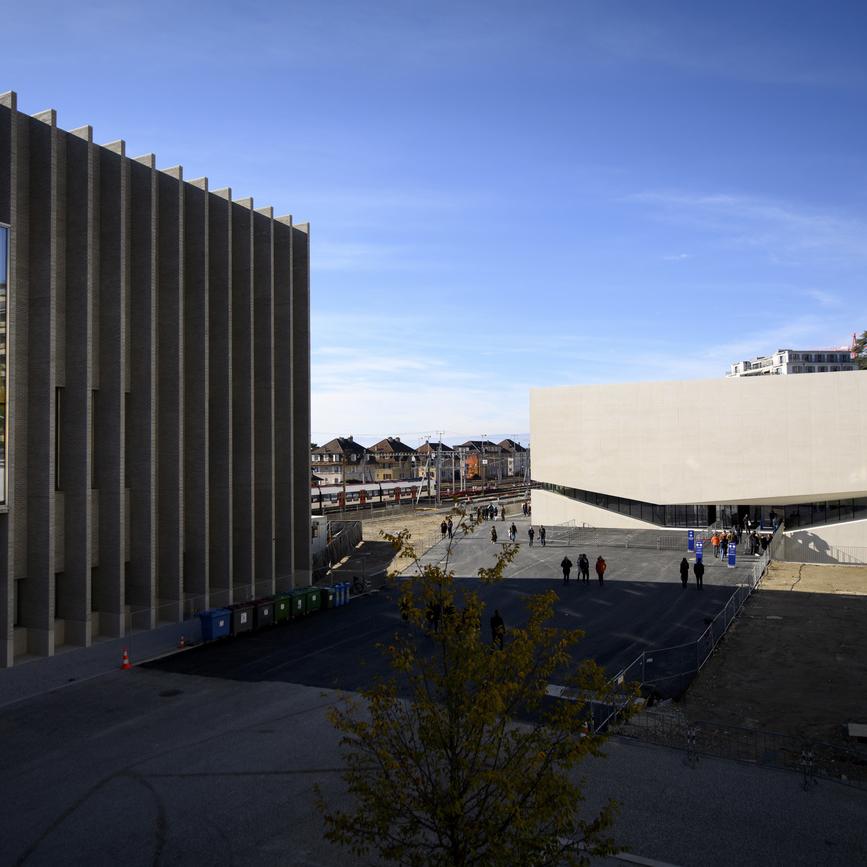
xmin=801 ymin=288 xmax=843 ymax=308
xmin=625 ymin=191 xmax=867 ymax=264
xmin=662 ymin=253 xmax=691 ymax=261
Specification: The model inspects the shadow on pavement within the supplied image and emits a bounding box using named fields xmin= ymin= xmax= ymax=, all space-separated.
xmin=146 ymin=578 xmax=737 ymax=702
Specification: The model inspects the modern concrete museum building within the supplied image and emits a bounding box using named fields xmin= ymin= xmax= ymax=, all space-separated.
xmin=0 ymin=92 xmax=311 ymax=666
xmin=531 ymin=371 xmax=867 ymax=549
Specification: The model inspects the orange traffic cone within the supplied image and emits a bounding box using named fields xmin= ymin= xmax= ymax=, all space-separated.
xmin=178 ymin=635 xmax=186 ymax=649
xmin=121 ymin=648 xmax=131 ymax=670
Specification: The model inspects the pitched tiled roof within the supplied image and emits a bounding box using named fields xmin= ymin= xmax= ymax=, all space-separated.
xmin=456 ymin=440 xmax=504 ymax=453
xmin=417 ymin=441 xmax=454 ymax=454
xmin=498 ymin=439 xmax=527 ymax=452
xmin=312 ymin=436 xmax=367 ymax=457
xmin=370 ymin=437 xmax=416 ymax=455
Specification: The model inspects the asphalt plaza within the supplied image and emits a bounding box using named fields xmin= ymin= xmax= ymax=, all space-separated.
xmin=3 ymin=527 xmax=866 ymax=867
xmin=151 ymin=522 xmax=756 ymax=698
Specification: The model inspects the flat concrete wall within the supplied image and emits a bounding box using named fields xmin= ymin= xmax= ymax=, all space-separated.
xmin=783 ymin=518 xmax=867 ymax=562
xmin=0 ymin=93 xmax=311 ymax=666
xmin=531 ymin=372 xmax=867 ymax=506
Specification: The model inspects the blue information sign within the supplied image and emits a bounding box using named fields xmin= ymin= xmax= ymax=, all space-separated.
xmin=687 ymin=529 xmax=695 ymax=552
xmin=727 ymin=542 xmax=737 ymax=568
xmin=695 ymin=539 xmax=703 ymax=562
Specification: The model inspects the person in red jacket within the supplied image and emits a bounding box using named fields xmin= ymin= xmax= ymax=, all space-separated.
xmin=595 ymin=555 xmax=607 ymax=585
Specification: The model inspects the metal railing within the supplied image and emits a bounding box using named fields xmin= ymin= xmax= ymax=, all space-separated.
xmin=778 ymin=538 xmax=867 ymax=566
xmin=618 ymin=708 xmax=867 ymax=789
xmin=591 ymin=526 xmax=785 ymax=732
xmin=313 ymin=520 xmax=363 ymax=576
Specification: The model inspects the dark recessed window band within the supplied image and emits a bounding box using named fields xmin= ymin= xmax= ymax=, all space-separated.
xmin=538 ymin=483 xmax=867 ymax=530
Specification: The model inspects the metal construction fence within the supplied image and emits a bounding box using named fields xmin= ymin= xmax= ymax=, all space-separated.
xmin=618 ymin=707 xmax=867 ymax=790
xmin=778 ymin=538 xmax=867 ymax=566
xmin=313 ymin=520 xmax=363 ymax=576
xmin=591 ymin=527 xmax=785 ymax=732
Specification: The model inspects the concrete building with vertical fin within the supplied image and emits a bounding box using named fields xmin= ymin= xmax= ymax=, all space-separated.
xmin=0 ymin=92 xmax=311 ymax=667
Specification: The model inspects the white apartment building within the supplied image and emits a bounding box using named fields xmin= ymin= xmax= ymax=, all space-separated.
xmin=728 ymin=348 xmax=856 ymax=377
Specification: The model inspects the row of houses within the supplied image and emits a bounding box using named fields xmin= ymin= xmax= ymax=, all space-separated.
xmin=311 ymin=437 xmax=530 ymax=486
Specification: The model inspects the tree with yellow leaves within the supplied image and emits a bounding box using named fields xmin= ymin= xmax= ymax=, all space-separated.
xmin=318 ymin=511 xmax=629 ymax=866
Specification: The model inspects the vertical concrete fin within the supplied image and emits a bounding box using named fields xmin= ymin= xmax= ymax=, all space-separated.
xmin=183 ymin=172 xmax=209 ymax=608
xmin=273 ymin=217 xmax=294 ymax=587
xmin=230 ymin=198 xmax=254 ymax=598
xmin=133 ymin=153 xmax=156 ymax=168
xmin=207 ymin=189 xmax=233 ymax=606
xmin=32 ymin=109 xmax=57 ymax=126
xmin=103 ymin=140 xmax=126 ymax=156
xmin=156 ymin=167 xmax=184 ymax=620
xmin=69 ymin=125 xmax=93 ymax=143
xmin=253 ymin=207 xmax=275 ymax=591
xmin=290 ymin=221 xmax=311 ymax=585
xmin=126 ymin=153 xmax=158 ymax=628
xmin=58 ymin=117 xmax=96 ymax=645
xmin=23 ymin=102 xmax=59 ymax=653
xmin=0 ymin=91 xmax=17 ymax=109
xmin=94 ymin=129 xmax=129 ymax=640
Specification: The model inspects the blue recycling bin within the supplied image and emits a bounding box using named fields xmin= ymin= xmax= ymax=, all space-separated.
xmin=342 ymin=581 xmax=351 ymax=604
xmin=198 ymin=608 xmax=231 ymax=643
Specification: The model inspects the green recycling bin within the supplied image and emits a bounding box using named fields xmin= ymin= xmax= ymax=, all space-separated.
xmin=305 ymin=586 xmax=322 ymax=614
xmin=289 ymin=589 xmax=308 ymax=618
xmin=274 ymin=593 xmax=292 ymax=624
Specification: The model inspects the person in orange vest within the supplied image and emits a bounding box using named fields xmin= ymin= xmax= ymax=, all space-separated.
xmin=711 ymin=532 xmax=720 ymax=558
xmin=595 ymin=555 xmax=607 ymax=585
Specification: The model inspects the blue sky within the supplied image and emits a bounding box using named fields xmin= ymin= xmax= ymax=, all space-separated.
xmin=3 ymin=1 xmax=866 ymax=446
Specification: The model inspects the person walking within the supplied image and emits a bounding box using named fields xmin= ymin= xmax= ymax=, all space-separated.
xmin=595 ymin=555 xmax=607 ymax=585
xmin=579 ymin=553 xmax=590 ymax=582
xmin=491 ymin=526 xmax=498 ymax=544
xmin=447 ymin=516 xmax=453 ymax=539
xmin=528 ymin=526 xmax=535 ymax=547
xmin=679 ymin=557 xmax=689 ymax=589
xmin=711 ymin=532 xmax=720 ymax=559
xmin=693 ymin=559 xmax=704 ymax=590
xmin=540 ymin=526 xmax=547 ymax=547
xmin=440 ymin=520 xmax=447 ymax=540
xmin=490 ymin=609 xmax=505 ymax=649
xmin=561 ymin=555 xmax=573 ymax=585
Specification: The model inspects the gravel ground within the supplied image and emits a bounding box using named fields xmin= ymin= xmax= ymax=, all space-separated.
xmin=681 ymin=562 xmax=867 ymax=743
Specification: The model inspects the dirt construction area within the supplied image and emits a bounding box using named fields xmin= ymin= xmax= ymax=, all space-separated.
xmin=681 ymin=561 xmax=867 ymax=745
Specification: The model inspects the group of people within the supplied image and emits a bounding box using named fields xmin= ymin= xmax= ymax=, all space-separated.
xmin=476 ymin=503 xmax=505 ymax=522
xmin=679 ymin=557 xmax=704 ymax=590
xmin=439 ymin=517 xmax=455 ymax=540
xmin=560 ymin=554 xmax=607 ymax=584
xmin=710 ymin=528 xmax=770 ymax=558
xmin=521 ymin=501 xmax=532 ymax=517
xmin=527 ymin=525 xmax=546 ymax=546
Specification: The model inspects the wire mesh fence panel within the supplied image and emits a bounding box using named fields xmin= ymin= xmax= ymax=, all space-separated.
xmin=780 ymin=539 xmax=867 ymax=565
xmin=542 ymin=525 xmax=578 ymax=546
xmin=643 ymin=643 xmax=698 ymax=685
